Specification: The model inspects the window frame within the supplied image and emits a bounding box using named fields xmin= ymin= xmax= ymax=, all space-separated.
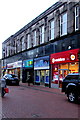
xmin=75 ymin=6 xmax=79 ymax=31
xmin=21 ymin=36 xmax=26 ymax=51
xmin=60 ymin=12 xmax=67 ymax=36
xmin=49 ymin=19 xmax=54 ymax=40
xmin=33 ymin=30 xmax=37 ymax=47
xmin=40 ymin=25 xmax=44 ymax=44
xmin=27 ymin=34 xmax=31 ymax=49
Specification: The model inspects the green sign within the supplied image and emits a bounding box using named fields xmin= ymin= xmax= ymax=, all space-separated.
xmin=23 ymin=59 xmax=33 ymax=68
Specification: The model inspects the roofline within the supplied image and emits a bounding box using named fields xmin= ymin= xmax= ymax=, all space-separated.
xmin=2 ymin=1 xmax=66 ymax=44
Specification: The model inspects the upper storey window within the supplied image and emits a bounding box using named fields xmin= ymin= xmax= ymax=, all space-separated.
xmin=49 ymin=20 xmax=54 ymax=40
xmin=75 ymin=6 xmax=79 ymax=31
xmin=27 ymin=34 xmax=31 ymax=49
xmin=60 ymin=13 xmax=67 ymax=36
xmin=33 ymin=30 xmax=36 ymax=47
xmin=21 ymin=37 xmax=26 ymax=51
xmin=40 ymin=25 xmax=44 ymax=44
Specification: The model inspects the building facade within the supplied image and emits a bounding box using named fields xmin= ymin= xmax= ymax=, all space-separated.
xmin=0 ymin=59 xmax=2 ymax=79
xmin=2 ymin=1 xmax=80 ymax=88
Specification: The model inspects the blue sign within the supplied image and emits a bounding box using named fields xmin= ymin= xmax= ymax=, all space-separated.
xmin=35 ymin=75 xmax=40 ymax=82
xmin=23 ymin=59 xmax=33 ymax=68
xmin=45 ymin=76 xmax=49 ymax=83
xmin=34 ymin=56 xmax=49 ymax=68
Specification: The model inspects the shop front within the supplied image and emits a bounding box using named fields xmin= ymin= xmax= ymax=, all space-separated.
xmin=34 ymin=56 xmax=50 ymax=86
xmin=22 ymin=59 xmax=34 ymax=83
xmin=50 ymin=49 xmax=79 ymax=88
xmin=7 ymin=61 xmax=22 ymax=79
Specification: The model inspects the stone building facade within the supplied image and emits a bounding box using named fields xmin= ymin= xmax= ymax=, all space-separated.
xmin=2 ymin=1 xmax=80 ymax=88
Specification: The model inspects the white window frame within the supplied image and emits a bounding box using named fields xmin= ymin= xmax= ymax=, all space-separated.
xmin=6 ymin=42 xmax=10 ymax=56
xmin=60 ymin=13 xmax=67 ymax=36
xmin=75 ymin=6 xmax=79 ymax=31
xmin=33 ymin=30 xmax=36 ymax=47
xmin=40 ymin=25 xmax=44 ymax=44
xmin=49 ymin=20 xmax=54 ymax=40
xmin=21 ymin=37 xmax=25 ymax=51
xmin=27 ymin=34 xmax=31 ymax=49
xmin=17 ymin=39 xmax=20 ymax=53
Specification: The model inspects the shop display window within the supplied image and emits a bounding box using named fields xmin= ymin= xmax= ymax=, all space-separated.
xmin=69 ymin=62 xmax=78 ymax=73
xmin=52 ymin=65 xmax=58 ymax=84
xmin=52 ymin=62 xmax=79 ymax=88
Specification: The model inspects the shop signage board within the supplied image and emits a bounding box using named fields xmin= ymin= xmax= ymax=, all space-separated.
xmin=7 ymin=61 xmax=22 ymax=69
xmin=34 ymin=56 xmax=49 ymax=70
xmin=50 ymin=49 xmax=79 ymax=64
xmin=23 ymin=59 xmax=33 ymax=68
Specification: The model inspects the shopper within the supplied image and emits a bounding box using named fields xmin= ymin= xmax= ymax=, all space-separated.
xmin=27 ymin=74 xmax=34 ymax=86
xmin=0 ymin=77 xmax=6 ymax=97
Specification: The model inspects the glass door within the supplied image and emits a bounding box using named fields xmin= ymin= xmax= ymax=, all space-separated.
xmin=40 ymin=70 xmax=45 ymax=85
xmin=58 ymin=69 xmax=69 ymax=88
xmin=45 ymin=70 xmax=49 ymax=84
xmin=35 ymin=70 xmax=40 ymax=83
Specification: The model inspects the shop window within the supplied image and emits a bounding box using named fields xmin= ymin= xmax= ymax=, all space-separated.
xmin=52 ymin=65 xmax=58 ymax=84
xmin=69 ymin=62 xmax=78 ymax=73
xmin=59 ymin=63 xmax=68 ymax=70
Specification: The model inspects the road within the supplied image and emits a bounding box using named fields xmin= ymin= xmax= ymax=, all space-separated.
xmin=1 ymin=84 xmax=80 ymax=119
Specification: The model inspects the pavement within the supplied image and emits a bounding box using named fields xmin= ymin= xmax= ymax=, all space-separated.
xmin=1 ymin=81 xmax=80 ymax=119
xmin=19 ymin=81 xmax=64 ymax=96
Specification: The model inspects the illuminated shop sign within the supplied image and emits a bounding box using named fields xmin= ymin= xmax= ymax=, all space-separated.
xmin=13 ymin=61 xmax=22 ymax=68
xmin=34 ymin=56 xmax=49 ymax=70
xmin=7 ymin=63 xmax=14 ymax=68
xmin=50 ymin=49 xmax=79 ymax=64
xmin=7 ymin=61 xmax=22 ymax=69
xmin=52 ymin=58 xmax=65 ymax=63
xmin=70 ymin=54 xmax=76 ymax=60
xmin=23 ymin=59 xmax=33 ymax=68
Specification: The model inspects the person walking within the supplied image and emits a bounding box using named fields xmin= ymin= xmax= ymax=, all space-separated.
xmin=0 ymin=77 xmax=6 ymax=97
xmin=27 ymin=74 xmax=34 ymax=86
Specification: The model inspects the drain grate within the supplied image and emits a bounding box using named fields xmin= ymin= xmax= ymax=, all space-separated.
xmin=31 ymin=114 xmax=40 ymax=118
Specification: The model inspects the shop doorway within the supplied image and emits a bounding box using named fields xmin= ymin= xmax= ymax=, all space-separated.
xmin=58 ymin=69 xmax=69 ymax=88
xmin=22 ymin=69 xmax=34 ymax=83
xmin=40 ymin=70 xmax=45 ymax=85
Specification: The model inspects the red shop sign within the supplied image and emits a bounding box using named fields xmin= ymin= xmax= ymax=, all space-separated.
xmin=50 ymin=49 xmax=79 ymax=64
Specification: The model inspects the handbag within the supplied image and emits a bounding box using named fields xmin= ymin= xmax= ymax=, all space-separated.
xmin=4 ymin=88 xmax=9 ymax=93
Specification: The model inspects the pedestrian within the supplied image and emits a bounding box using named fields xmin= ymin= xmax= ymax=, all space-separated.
xmin=27 ymin=74 xmax=34 ymax=86
xmin=0 ymin=77 xmax=7 ymax=97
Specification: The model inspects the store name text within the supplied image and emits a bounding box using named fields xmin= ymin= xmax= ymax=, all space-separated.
xmin=52 ymin=58 xmax=65 ymax=63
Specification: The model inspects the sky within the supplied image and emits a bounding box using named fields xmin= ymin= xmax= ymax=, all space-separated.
xmin=0 ymin=0 xmax=58 ymax=59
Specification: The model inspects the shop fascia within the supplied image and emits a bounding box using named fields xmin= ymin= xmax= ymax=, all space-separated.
xmin=50 ymin=49 xmax=79 ymax=64
xmin=23 ymin=59 xmax=33 ymax=68
xmin=34 ymin=56 xmax=49 ymax=70
xmin=7 ymin=61 xmax=22 ymax=69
